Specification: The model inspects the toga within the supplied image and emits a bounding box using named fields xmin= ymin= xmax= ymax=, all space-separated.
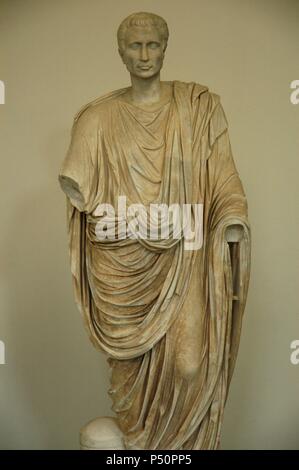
xmin=59 ymin=80 xmax=251 ymax=450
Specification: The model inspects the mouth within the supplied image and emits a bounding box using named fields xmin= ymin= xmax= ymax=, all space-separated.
xmin=138 ymin=65 xmax=153 ymax=71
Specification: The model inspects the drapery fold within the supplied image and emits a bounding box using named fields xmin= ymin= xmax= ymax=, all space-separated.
xmin=59 ymin=80 xmax=250 ymax=449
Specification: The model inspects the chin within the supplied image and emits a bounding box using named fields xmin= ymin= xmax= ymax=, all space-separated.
xmin=134 ymin=69 xmax=160 ymax=79
xmin=136 ymin=73 xmax=155 ymax=79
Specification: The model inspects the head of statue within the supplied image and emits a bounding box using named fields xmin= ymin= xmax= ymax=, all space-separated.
xmin=117 ymin=12 xmax=169 ymax=79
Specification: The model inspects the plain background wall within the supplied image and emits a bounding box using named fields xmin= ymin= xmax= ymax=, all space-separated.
xmin=0 ymin=0 xmax=298 ymax=449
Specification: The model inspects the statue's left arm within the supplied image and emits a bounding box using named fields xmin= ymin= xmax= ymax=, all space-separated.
xmin=203 ymin=102 xmax=251 ymax=389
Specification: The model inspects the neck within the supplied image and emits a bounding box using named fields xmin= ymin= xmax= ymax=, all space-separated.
xmin=130 ymin=73 xmax=162 ymax=105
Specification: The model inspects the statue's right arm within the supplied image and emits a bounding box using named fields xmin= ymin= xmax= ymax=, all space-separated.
xmin=59 ymin=174 xmax=85 ymax=212
xmin=59 ymin=112 xmax=95 ymax=213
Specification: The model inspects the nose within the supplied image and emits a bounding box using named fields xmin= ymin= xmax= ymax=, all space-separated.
xmin=140 ymin=44 xmax=149 ymax=62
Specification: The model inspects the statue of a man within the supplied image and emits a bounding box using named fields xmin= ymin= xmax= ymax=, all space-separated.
xmin=59 ymin=12 xmax=250 ymax=450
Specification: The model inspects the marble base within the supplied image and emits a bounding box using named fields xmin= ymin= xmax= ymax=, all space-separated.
xmin=80 ymin=416 xmax=125 ymax=450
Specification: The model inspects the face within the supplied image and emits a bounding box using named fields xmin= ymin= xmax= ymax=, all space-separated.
xmin=119 ymin=26 xmax=166 ymax=79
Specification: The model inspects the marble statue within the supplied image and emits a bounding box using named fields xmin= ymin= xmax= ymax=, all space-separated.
xmin=59 ymin=12 xmax=251 ymax=450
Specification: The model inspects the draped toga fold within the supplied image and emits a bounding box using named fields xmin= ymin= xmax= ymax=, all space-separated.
xmin=59 ymin=80 xmax=251 ymax=449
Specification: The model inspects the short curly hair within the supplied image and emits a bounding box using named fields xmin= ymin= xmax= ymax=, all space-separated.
xmin=117 ymin=12 xmax=169 ymax=52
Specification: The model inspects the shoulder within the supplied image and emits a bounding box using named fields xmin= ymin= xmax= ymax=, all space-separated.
xmin=173 ymin=80 xmax=221 ymax=105
xmin=71 ymin=86 xmax=129 ymax=135
xmin=174 ymin=81 xmax=228 ymax=145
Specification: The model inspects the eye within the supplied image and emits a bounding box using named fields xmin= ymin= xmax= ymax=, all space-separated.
xmin=129 ymin=42 xmax=141 ymax=50
xmin=148 ymin=42 xmax=160 ymax=49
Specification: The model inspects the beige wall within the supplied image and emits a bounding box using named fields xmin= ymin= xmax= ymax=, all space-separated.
xmin=0 ymin=0 xmax=298 ymax=449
